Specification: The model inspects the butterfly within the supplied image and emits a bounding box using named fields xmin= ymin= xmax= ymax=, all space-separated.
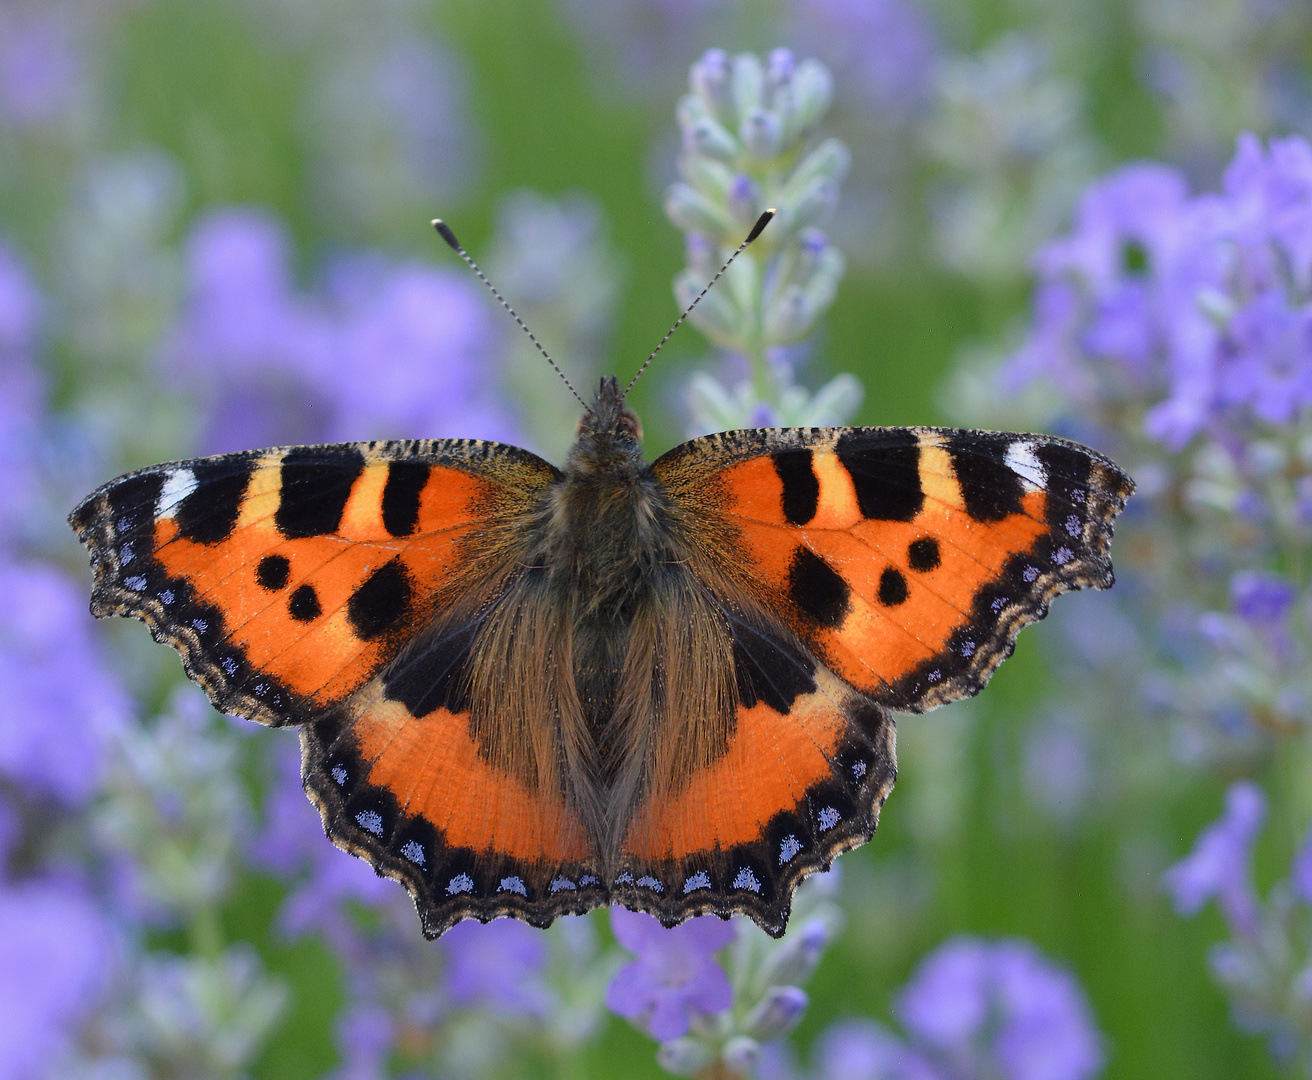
xmin=70 ymin=367 xmax=1132 ymax=938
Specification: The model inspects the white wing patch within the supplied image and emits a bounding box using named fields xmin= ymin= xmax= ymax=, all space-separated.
xmin=1004 ymin=441 xmax=1047 ymax=491
xmin=156 ymin=468 xmax=198 ymax=519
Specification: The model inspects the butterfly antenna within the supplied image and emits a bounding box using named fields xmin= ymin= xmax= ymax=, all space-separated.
xmin=623 ymin=208 xmax=775 ymax=398
xmin=432 ymin=218 xmax=587 ymax=409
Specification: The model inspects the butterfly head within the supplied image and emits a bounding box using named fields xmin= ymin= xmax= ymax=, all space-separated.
xmin=568 ymin=376 xmax=645 ymax=475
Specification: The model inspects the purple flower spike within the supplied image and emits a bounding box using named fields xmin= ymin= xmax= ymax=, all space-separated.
xmin=442 ymin=918 xmax=552 ymax=1018
xmin=896 ymin=937 xmax=1104 ymax=1080
xmin=1162 ymin=780 xmax=1267 ymax=938
xmin=605 ymin=907 xmax=733 ymax=1041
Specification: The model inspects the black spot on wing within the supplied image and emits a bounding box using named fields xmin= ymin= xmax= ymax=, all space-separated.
xmin=176 ymin=460 xmax=253 ymax=544
xmin=947 ymin=432 xmax=1024 ymax=523
xmin=382 ymin=461 xmax=430 ymax=537
xmin=289 ymin=583 xmax=322 ymax=622
xmin=907 ymin=537 xmax=940 ymax=572
xmin=348 ymin=559 xmax=412 ymax=641
xmin=772 ymin=450 xmax=819 ymax=525
xmin=788 ymin=546 xmax=851 ymax=629
xmin=835 ymin=430 xmax=923 ymax=521
xmin=878 ymin=567 xmax=908 ymax=606
xmin=275 ymin=447 xmax=366 ymax=539
xmin=256 ymin=554 xmax=290 ymax=592
xmin=731 ymin=619 xmax=817 ymax=712
xmin=382 ymin=622 xmax=476 ymax=717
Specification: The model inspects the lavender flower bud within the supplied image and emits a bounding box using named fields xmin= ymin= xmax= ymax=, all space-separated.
xmin=766 ymin=47 xmax=796 ymax=90
xmin=655 ymin=1036 xmax=714 ymax=1076
xmin=740 ymin=107 xmax=782 ymax=161
xmin=721 ymin=1034 xmax=763 ymax=1074
xmin=678 ymin=153 xmax=736 ymax=205
xmin=684 ymin=115 xmax=739 ymax=163
xmin=756 ymin=918 xmax=833 ymax=990
xmin=731 ymin=52 xmax=765 ymax=118
xmin=675 ymin=269 xmax=742 ymax=343
xmin=727 ymin=173 xmax=763 ymax=229
xmin=690 ymin=49 xmax=734 ymax=125
xmin=664 ymin=183 xmax=734 ymax=237
xmin=742 ymin=985 xmax=808 ymax=1041
xmin=786 ymin=138 xmax=851 ymax=193
xmin=789 ymin=59 xmax=834 ymax=131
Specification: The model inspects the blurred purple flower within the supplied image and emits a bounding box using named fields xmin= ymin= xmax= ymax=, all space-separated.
xmin=1010 ymin=134 xmax=1312 ymax=451
xmin=895 ymin=937 xmax=1105 ymax=1080
xmin=442 ymin=918 xmax=552 ymax=1018
xmin=1230 ymin=571 xmax=1297 ymax=625
xmin=0 ymin=561 xmax=128 ymax=805
xmin=605 ymin=908 xmax=733 ymax=1041
xmin=328 ymin=1002 xmax=394 ymax=1080
xmin=0 ymin=12 xmax=85 ymax=130
xmin=555 ymin=0 xmax=724 ymax=93
xmin=811 ymin=1018 xmax=943 ymax=1080
xmin=790 ymin=0 xmax=938 ymax=119
xmin=1162 ymin=780 xmax=1266 ymax=938
xmin=318 ymin=255 xmax=512 ymax=443
xmin=164 ymin=207 xmax=516 ymax=454
xmin=0 ymin=878 xmax=115 ymax=1080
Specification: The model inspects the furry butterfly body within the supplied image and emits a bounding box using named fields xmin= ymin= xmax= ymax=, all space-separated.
xmin=71 ymin=375 xmax=1132 ymax=937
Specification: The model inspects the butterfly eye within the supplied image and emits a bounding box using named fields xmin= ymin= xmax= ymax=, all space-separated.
xmin=617 ymin=408 xmax=643 ymax=442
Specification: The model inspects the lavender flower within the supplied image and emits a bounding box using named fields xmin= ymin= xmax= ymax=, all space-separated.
xmin=950 ymin=133 xmax=1312 ymax=776
xmin=666 ymin=48 xmax=860 ymax=433
xmin=1165 ymin=784 xmax=1312 ymax=1069
xmin=0 ymin=561 xmax=128 ymax=807
xmin=0 ymin=879 xmax=115 ymax=1080
xmin=442 ymin=919 xmax=552 ymax=1019
xmin=895 ymin=938 xmax=1105 ymax=1080
xmin=164 ymin=206 xmax=514 ymax=454
xmin=762 ymin=937 xmax=1104 ymax=1080
xmin=609 ymin=872 xmax=845 ymax=1077
xmin=0 ymin=8 xmax=89 ymax=131
xmin=606 ymin=908 xmax=734 ymax=1042
xmin=1163 ymin=781 xmax=1266 ymax=936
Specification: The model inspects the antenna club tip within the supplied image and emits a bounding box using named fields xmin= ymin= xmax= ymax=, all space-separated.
xmin=432 ymin=218 xmax=462 ymax=252
xmin=746 ymin=208 xmax=776 ymax=244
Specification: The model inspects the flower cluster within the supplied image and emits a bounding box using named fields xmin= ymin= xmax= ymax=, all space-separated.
xmin=959 ymin=133 xmax=1312 ymax=771
xmin=608 ymin=872 xmax=844 ymax=1078
xmin=1164 ymin=781 xmax=1312 ymax=1070
xmin=665 ymin=48 xmax=860 ymax=432
xmin=763 ymin=936 xmax=1105 ymax=1080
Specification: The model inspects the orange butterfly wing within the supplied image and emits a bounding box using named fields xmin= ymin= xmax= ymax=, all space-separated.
xmin=613 ymin=427 xmax=1133 ymax=932
xmin=71 ymin=441 xmax=602 ymax=935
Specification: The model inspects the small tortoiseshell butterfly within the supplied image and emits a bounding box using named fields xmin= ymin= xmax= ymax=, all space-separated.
xmin=70 ymin=220 xmax=1133 ymax=939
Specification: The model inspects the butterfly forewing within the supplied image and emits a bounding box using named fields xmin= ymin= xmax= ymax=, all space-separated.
xmin=655 ymin=425 xmax=1134 ymax=712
